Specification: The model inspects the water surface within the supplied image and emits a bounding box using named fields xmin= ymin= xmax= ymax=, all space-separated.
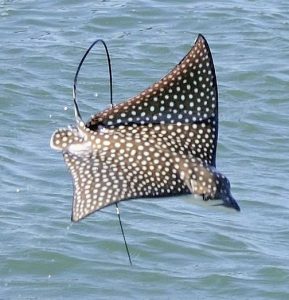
xmin=1 ymin=1 xmax=289 ymax=299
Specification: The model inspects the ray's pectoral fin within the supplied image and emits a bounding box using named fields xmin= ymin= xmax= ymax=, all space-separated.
xmin=87 ymin=34 xmax=219 ymax=167
xmin=63 ymin=150 xmax=129 ymax=222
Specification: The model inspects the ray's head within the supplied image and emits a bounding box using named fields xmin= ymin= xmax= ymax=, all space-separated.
xmin=211 ymin=171 xmax=240 ymax=211
xmin=190 ymin=163 xmax=240 ymax=211
xmin=50 ymin=119 xmax=93 ymax=154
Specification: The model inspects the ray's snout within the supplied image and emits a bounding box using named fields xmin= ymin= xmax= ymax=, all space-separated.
xmin=222 ymin=194 xmax=240 ymax=211
xmin=213 ymin=172 xmax=240 ymax=211
xmin=50 ymin=127 xmax=85 ymax=152
xmin=50 ymin=129 xmax=65 ymax=151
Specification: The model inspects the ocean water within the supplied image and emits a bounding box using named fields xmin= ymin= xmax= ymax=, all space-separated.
xmin=1 ymin=0 xmax=289 ymax=299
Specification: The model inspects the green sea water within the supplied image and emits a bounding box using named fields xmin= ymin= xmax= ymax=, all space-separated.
xmin=1 ymin=1 xmax=289 ymax=299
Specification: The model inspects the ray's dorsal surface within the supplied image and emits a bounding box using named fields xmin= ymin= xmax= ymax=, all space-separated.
xmin=51 ymin=34 xmax=240 ymax=222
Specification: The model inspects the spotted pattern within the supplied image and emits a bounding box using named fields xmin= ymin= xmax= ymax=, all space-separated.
xmin=50 ymin=127 xmax=84 ymax=151
xmin=51 ymin=34 xmax=240 ymax=222
xmin=88 ymin=35 xmax=218 ymax=166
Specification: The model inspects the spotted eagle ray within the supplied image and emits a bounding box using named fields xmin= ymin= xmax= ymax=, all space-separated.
xmin=51 ymin=34 xmax=240 ymax=225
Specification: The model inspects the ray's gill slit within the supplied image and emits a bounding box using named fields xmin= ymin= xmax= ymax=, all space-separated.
xmin=50 ymin=34 xmax=240 ymax=264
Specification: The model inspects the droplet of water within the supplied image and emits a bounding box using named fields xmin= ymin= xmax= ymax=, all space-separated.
xmin=64 ymin=106 xmax=68 ymax=111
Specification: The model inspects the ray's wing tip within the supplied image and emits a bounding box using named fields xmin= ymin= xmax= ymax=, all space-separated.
xmin=71 ymin=213 xmax=81 ymax=223
xmin=196 ymin=33 xmax=205 ymax=41
xmin=195 ymin=34 xmax=211 ymax=51
xmin=195 ymin=33 xmax=207 ymax=44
